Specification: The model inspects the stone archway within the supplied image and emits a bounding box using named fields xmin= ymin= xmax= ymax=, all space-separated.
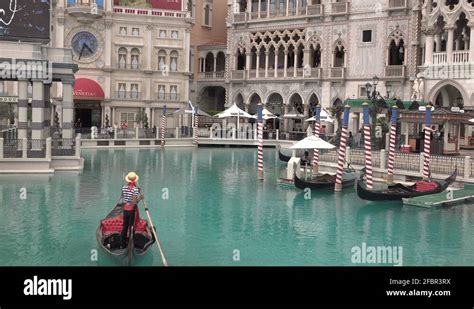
xmin=198 ymin=86 xmax=226 ymax=114
xmin=429 ymin=80 xmax=468 ymax=108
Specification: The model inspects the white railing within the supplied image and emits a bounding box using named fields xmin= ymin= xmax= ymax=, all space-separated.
xmin=388 ymin=0 xmax=407 ymax=9
xmin=233 ymin=12 xmax=247 ymax=22
xmin=231 ymin=70 xmax=245 ymax=80
xmin=331 ymin=2 xmax=348 ymax=15
xmin=113 ymin=6 xmax=188 ymax=18
xmin=385 ymin=65 xmax=405 ymax=78
xmin=330 ymin=67 xmax=345 ymax=79
xmin=199 ymin=71 xmax=225 ymax=79
xmin=453 ymin=51 xmax=469 ymax=63
xmin=433 ymin=52 xmax=447 ymax=64
xmin=306 ymin=4 xmax=323 ymax=16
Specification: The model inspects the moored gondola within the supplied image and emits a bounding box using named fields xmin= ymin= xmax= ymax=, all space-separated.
xmin=294 ymin=170 xmax=357 ymax=190
xmin=279 ymin=150 xmax=291 ymax=163
xmin=96 ymin=203 xmax=155 ymax=265
xmin=356 ymin=168 xmax=457 ymax=201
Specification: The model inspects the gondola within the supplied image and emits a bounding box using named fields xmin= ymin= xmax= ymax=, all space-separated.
xmin=279 ymin=150 xmax=291 ymax=163
xmin=96 ymin=203 xmax=155 ymax=265
xmin=356 ymin=168 xmax=457 ymax=201
xmin=294 ymin=169 xmax=357 ymax=190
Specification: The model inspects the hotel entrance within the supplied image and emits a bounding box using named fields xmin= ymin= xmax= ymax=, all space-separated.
xmin=73 ymin=78 xmax=105 ymax=129
xmin=74 ymin=101 xmax=102 ymax=128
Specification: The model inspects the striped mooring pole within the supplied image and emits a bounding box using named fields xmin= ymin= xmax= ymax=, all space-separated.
xmin=335 ymin=105 xmax=351 ymax=192
xmin=194 ymin=107 xmax=199 ymax=146
xmin=386 ymin=106 xmax=399 ymax=184
xmin=312 ymin=104 xmax=322 ymax=175
xmin=362 ymin=102 xmax=374 ymax=190
xmin=423 ymin=105 xmax=433 ymax=179
xmin=161 ymin=105 xmax=167 ymax=147
xmin=257 ymin=103 xmax=264 ymax=180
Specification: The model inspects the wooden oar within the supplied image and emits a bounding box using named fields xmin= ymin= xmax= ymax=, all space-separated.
xmin=141 ymin=198 xmax=168 ymax=267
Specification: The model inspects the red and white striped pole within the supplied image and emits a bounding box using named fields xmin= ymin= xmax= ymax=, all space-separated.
xmin=387 ymin=106 xmax=399 ymax=184
xmin=194 ymin=107 xmax=199 ymax=146
xmin=312 ymin=104 xmax=321 ymax=175
xmin=161 ymin=105 xmax=167 ymax=147
xmin=362 ymin=102 xmax=374 ymax=190
xmin=335 ymin=105 xmax=351 ymax=192
xmin=423 ymin=105 xmax=433 ymax=179
xmin=257 ymin=103 xmax=264 ymax=180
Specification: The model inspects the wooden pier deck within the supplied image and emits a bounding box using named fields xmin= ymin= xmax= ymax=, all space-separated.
xmin=403 ymin=184 xmax=474 ymax=208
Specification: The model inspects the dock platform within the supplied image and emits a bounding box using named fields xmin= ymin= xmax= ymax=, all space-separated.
xmin=403 ymin=184 xmax=474 ymax=208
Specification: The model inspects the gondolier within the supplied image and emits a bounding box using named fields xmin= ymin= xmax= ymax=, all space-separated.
xmin=120 ymin=172 xmax=144 ymax=248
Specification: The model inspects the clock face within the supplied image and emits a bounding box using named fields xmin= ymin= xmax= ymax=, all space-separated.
xmin=71 ymin=31 xmax=99 ymax=60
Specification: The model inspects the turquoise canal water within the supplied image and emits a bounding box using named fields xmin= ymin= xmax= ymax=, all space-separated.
xmin=0 ymin=147 xmax=474 ymax=266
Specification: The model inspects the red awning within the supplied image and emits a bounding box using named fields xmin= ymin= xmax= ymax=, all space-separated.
xmin=73 ymin=78 xmax=105 ymax=101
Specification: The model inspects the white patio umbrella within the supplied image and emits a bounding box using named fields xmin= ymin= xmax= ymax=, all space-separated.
xmin=290 ymin=135 xmax=336 ymax=150
xmin=305 ymin=109 xmax=334 ymax=123
xmin=284 ymin=113 xmax=306 ymax=119
xmin=469 ymin=118 xmax=474 ymax=123
xmin=217 ymin=103 xmax=256 ymax=138
xmin=262 ymin=107 xmax=279 ymax=120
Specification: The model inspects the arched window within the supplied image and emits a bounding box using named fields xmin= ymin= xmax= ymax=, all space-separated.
xmin=388 ymin=39 xmax=405 ymax=65
xmin=205 ymin=52 xmax=215 ymax=72
xmin=311 ymin=43 xmax=321 ymax=68
xmin=216 ymin=52 xmax=226 ymax=72
xmin=131 ymin=48 xmax=140 ymax=70
xmin=158 ymin=50 xmax=167 ymax=71
xmin=237 ymin=50 xmax=246 ymax=70
xmin=204 ymin=5 xmax=211 ymax=26
xmin=118 ymin=47 xmax=127 ymax=69
xmin=170 ymin=51 xmax=179 ymax=72
xmin=333 ymin=42 xmax=345 ymax=67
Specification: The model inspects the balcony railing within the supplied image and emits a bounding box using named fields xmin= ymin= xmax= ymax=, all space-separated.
xmin=330 ymin=67 xmax=345 ymax=79
xmin=307 ymin=4 xmax=323 ymax=16
xmin=199 ymin=71 xmax=225 ymax=80
xmin=233 ymin=12 xmax=247 ymax=22
xmin=113 ymin=6 xmax=188 ymax=18
xmin=388 ymin=0 xmax=407 ymax=10
xmin=232 ymin=70 xmax=245 ymax=80
xmin=67 ymin=1 xmax=104 ymax=9
xmin=117 ymin=63 xmax=141 ymax=70
xmin=331 ymin=2 xmax=349 ymax=15
xmin=115 ymin=91 xmax=141 ymax=100
xmin=155 ymin=93 xmax=180 ymax=101
xmin=433 ymin=52 xmax=447 ymax=64
xmin=384 ymin=65 xmax=406 ymax=78
xmin=304 ymin=67 xmax=322 ymax=79
xmin=453 ymin=51 xmax=469 ymax=63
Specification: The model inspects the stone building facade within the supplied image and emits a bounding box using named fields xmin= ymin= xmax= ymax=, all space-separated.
xmin=225 ymin=0 xmax=421 ymax=133
xmin=50 ymin=0 xmax=192 ymax=129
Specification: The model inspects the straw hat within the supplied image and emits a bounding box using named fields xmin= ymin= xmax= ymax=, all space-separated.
xmin=125 ymin=172 xmax=139 ymax=183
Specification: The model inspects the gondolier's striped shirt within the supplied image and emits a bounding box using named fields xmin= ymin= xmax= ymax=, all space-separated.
xmin=122 ymin=185 xmax=140 ymax=204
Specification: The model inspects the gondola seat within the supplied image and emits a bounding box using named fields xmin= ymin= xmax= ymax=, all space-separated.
xmin=415 ymin=181 xmax=439 ymax=192
xmin=101 ymin=218 xmax=148 ymax=234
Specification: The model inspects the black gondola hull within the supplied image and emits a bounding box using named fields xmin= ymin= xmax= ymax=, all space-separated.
xmin=96 ymin=203 xmax=155 ymax=263
xmin=279 ymin=150 xmax=291 ymax=163
xmin=294 ymin=172 xmax=357 ymax=190
xmin=356 ymin=170 xmax=457 ymax=201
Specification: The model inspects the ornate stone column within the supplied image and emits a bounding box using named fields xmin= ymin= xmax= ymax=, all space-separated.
xmin=265 ymin=51 xmax=269 ymax=78
xmin=469 ymin=23 xmax=474 ymax=62
xmin=424 ymin=29 xmax=435 ymax=65
xmin=256 ymin=51 xmax=260 ymax=78
xmin=447 ymin=26 xmax=455 ymax=63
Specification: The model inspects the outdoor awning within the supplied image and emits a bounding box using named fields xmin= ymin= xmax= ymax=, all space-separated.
xmin=73 ymin=78 xmax=105 ymax=101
